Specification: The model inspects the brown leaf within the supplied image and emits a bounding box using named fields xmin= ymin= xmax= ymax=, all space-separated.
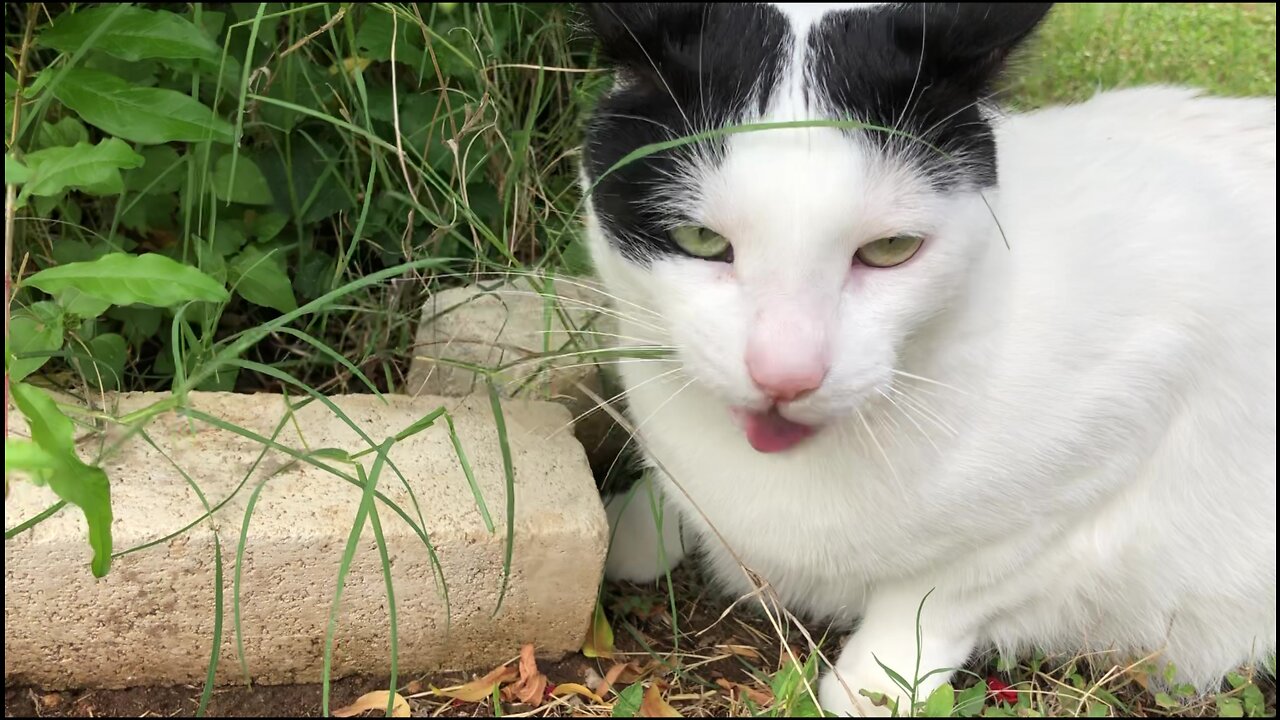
xmin=720 ymin=644 xmax=763 ymax=661
xmin=716 ymin=678 xmax=774 ymax=706
xmin=404 ymin=680 xmax=423 ymax=695
xmin=639 ymin=683 xmax=683 ymax=717
xmin=435 ymin=664 xmax=519 ymax=702
xmin=332 ymin=690 xmax=411 ymax=718
xmin=501 ymin=644 xmax=550 ymax=707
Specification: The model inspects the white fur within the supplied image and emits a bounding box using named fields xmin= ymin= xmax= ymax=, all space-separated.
xmin=585 ymin=84 xmax=1277 ymax=717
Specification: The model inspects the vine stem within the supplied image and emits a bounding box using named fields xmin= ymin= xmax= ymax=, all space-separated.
xmin=5 ymin=5 xmax=41 ymax=442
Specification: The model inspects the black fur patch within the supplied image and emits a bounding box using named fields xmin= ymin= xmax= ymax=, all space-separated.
xmin=580 ymin=3 xmax=791 ymax=263
xmin=807 ymin=4 xmax=1052 ymax=188
xmin=580 ymin=3 xmax=1051 ymax=262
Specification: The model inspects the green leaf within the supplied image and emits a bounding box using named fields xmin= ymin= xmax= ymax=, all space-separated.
xmin=5 ymin=439 xmax=61 ymax=477
xmin=924 ymin=683 xmax=956 ymax=718
xmin=35 ymin=117 xmax=90 ymax=149
xmin=230 ymin=246 xmax=297 ymax=313
xmin=25 ymin=252 xmax=230 ymax=307
xmin=56 ymin=287 xmax=112 ymax=318
xmin=17 ymin=139 xmax=144 ymax=204
xmin=53 ymin=68 xmax=234 ymax=145
xmin=1218 ymin=697 xmax=1245 ymax=717
xmin=246 ymin=211 xmax=288 ymax=242
xmin=1154 ymin=692 xmax=1180 ymax=709
xmin=40 ymin=5 xmax=220 ymax=64
xmin=6 ymin=153 xmax=30 ymax=185
xmin=1241 ymin=682 xmax=1266 ymax=717
xmin=955 ymin=683 xmax=987 ymax=717
xmin=106 ymin=306 xmax=162 ymax=346
xmin=295 ymin=249 xmax=335 ymax=300
xmin=72 ymin=333 xmax=127 ymax=390
xmin=124 ymin=146 xmax=184 ymax=195
xmin=119 ymin=192 xmax=179 ymax=234
xmin=210 ymin=224 xmax=249 ymax=256
xmin=213 ymin=154 xmax=273 ymax=205
xmin=9 ymin=383 xmax=114 ymax=577
xmin=612 ymin=683 xmax=643 ymax=718
xmin=8 ymin=304 xmax=65 ymax=382
xmin=354 ymin=10 xmax=424 ymax=63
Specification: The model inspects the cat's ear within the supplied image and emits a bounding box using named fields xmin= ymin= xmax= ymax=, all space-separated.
xmin=579 ymin=3 xmax=700 ymax=83
xmin=580 ymin=4 xmax=665 ymax=66
xmin=894 ymin=4 xmax=1053 ymax=92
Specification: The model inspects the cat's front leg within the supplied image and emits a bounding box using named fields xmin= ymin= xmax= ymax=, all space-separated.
xmin=819 ymin=585 xmax=979 ymax=717
xmin=603 ymin=470 xmax=687 ymax=582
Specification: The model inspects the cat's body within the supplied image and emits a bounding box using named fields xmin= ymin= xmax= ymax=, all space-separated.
xmin=578 ymin=4 xmax=1276 ymax=716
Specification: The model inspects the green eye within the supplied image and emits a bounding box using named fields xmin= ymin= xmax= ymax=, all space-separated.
xmin=855 ymin=235 xmax=925 ymax=268
xmin=670 ymin=225 xmax=732 ymax=261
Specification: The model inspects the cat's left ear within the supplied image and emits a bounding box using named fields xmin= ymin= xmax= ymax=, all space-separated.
xmin=893 ymin=3 xmax=1054 ymax=92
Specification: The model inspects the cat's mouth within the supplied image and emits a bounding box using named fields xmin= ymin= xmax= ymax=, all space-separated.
xmin=734 ymin=407 xmax=817 ymax=454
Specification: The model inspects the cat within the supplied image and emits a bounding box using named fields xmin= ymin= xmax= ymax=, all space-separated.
xmin=576 ymin=3 xmax=1277 ymax=716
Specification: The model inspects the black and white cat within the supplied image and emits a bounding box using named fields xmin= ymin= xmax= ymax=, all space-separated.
xmin=577 ymin=3 xmax=1277 ymax=716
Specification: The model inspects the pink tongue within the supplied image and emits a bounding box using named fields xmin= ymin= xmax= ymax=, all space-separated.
xmin=743 ymin=409 xmax=815 ymax=453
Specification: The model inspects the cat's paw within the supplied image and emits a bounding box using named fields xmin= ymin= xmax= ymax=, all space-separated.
xmin=603 ymin=474 xmax=686 ymax=583
xmin=818 ymin=669 xmax=901 ymax=718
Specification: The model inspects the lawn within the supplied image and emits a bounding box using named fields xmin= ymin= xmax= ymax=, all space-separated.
xmin=4 ymin=2 xmax=1276 ymax=718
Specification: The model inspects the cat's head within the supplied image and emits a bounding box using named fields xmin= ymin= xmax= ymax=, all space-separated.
xmin=579 ymin=3 xmax=1050 ymax=453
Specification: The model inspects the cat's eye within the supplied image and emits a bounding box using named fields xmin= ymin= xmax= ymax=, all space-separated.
xmin=855 ymin=235 xmax=924 ymax=268
xmin=671 ymin=225 xmax=732 ymax=261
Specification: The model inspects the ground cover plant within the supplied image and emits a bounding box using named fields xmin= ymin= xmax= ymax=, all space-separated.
xmin=4 ymin=2 xmax=1276 ymax=717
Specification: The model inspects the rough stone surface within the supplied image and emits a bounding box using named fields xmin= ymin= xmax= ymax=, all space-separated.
xmin=4 ymin=391 xmax=608 ymax=689
xmin=406 ymin=276 xmax=630 ymax=476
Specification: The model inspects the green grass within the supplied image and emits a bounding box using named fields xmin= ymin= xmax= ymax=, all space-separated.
xmin=4 ymin=3 xmax=1276 ymax=719
xmin=1009 ymin=3 xmax=1276 ymax=108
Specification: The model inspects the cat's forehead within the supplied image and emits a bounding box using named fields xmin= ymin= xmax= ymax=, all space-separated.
xmin=767 ymin=2 xmax=888 ymax=30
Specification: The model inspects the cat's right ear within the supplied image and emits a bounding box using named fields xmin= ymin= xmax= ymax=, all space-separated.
xmin=579 ymin=3 xmax=682 ymax=83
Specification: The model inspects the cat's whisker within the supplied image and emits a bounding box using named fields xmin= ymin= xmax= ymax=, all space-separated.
xmin=600 ymin=376 xmax=699 ymax=485
xmin=858 ymin=408 xmax=902 ymax=492
xmin=889 ymin=368 xmax=974 ymax=396
xmin=414 ymin=269 xmax=665 ymax=322
xmin=500 ymin=354 xmax=680 ymax=380
xmin=885 ymin=384 xmax=960 ymax=438
xmin=541 ymin=366 xmax=688 ymax=442
xmin=877 ymin=387 xmax=941 ymax=454
xmin=474 ymin=289 xmax=667 ymax=334
xmin=476 ymin=287 xmax=663 ymax=324
xmin=532 ymin=328 xmax=670 ymax=347
xmin=500 ymin=357 xmax=682 ymax=394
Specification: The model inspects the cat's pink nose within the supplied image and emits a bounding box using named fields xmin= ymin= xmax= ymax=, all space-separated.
xmin=746 ymin=310 xmax=830 ymax=402
xmin=748 ymin=358 xmax=827 ymax=402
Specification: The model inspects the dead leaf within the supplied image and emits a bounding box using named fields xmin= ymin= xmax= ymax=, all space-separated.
xmin=582 ymin=602 xmax=615 ymax=659
xmin=404 ymin=680 xmax=423 ymax=695
xmin=720 ymin=644 xmax=763 ymax=661
xmin=435 ymin=664 xmax=519 ymax=702
xmin=552 ymin=683 xmax=605 ymax=704
xmin=716 ymin=678 xmax=773 ymax=706
xmin=501 ymin=644 xmax=549 ymax=707
xmin=332 ymin=690 xmax=411 ymax=718
xmin=639 ymin=683 xmax=683 ymax=717
xmin=595 ymin=661 xmax=649 ymax=697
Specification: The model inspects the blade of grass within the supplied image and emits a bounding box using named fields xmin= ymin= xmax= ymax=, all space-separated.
xmin=485 ymin=381 xmax=516 ymax=617
xmin=322 ymin=437 xmax=393 ymax=716
xmin=367 ymin=504 xmax=399 ymax=718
